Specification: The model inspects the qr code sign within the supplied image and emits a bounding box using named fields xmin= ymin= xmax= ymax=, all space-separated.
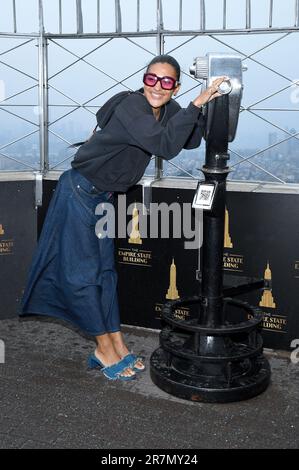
xmin=192 ymin=184 xmax=216 ymax=210
xmin=199 ymin=189 xmax=212 ymax=201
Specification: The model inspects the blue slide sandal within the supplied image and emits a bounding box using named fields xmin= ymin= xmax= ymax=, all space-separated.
xmin=87 ymin=354 xmax=136 ymax=381
xmin=123 ymin=353 xmax=146 ymax=373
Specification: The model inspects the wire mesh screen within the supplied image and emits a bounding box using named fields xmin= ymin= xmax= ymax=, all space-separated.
xmin=0 ymin=0 xmax=298 ymax=184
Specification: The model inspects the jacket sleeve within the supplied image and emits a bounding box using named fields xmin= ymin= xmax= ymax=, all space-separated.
xmin=115 ymin=94 xmax=204 ymax=160
xmin=183 ymin=115 xmax=206 ymax=149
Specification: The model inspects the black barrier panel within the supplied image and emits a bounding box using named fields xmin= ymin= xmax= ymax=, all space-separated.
xmin=115 ymin=185 xmax=199 ymax=330
xmin=2 ymin=178 xmax=298 ymax=351
xmin=115 ymin=186 xmax=299 ymax=351
xmin=38 ymin=180 xmax=57 ymax=239
xmin=225 ymin=191 xmax=299 ymax=351
xmin=0 ymin=180 xmax=37 ymax=319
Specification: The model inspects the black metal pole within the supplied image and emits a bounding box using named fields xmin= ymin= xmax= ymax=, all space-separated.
xmin=150 ymin=89 xmax=271 ymax=403
xmin=200 ymin=96 xmax=229 ymax=327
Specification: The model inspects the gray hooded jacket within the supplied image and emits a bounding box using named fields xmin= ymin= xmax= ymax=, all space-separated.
xmin=71 ymin=89 xmax=205 ymax=192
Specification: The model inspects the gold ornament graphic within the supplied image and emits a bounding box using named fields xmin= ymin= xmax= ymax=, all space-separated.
xmin=224 ymin=208 xmax=233 ymax=248
xmin=259 ymin=261 xmax=276 ymax=308
xmin=166 ymin=258 xmax=180 ymax=300
xmin=128 ymin=203 xmax=142 ymax=245
xmin=0 ymin=224 xmax=4 ymax=235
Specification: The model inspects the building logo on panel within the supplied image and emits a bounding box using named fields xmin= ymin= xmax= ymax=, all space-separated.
xmin=259 ymin=261 xmax=276 ymax=308
xmin=128 ymin=203 xmax=142 ymax=245
xmin=224 ymin=207 xmax=233 ymax=248
xmin=166 ymin=258 xmax=180 ymax=300
xmin=257 ymin=261 xmax=287 ymax=333
xmin=0 ymin=224 xmax=14 ymax=256
xmin=155 ymin=258 xmax=190 ymax=321
xmin=223 ymin=207 xmax=244 ymax=272
xmin=118 ymin=203 xmax=152 ymax=266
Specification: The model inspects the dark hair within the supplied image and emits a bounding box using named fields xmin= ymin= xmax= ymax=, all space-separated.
xmin=146 ymin=54 xmax=181 ymax=82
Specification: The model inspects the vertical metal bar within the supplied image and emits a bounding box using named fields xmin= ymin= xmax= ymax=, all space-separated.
xmin=76 ymin=0 xmax=83 ymax=34
xmin=59 ymin=0 xmax=62 ymax=34
xmin=246 ymin=0 xmax=251 ymax=29
xmin=295 ymin=0 xmax=299 ymax=27
xmin=34 ymin=172 xmax=43 ymax=208
xmin=38 ymin=0 xmax=44 ymax=33
xmin=38 ymin=36 xmax=44 ymax=173
xmin=155 ymin=1 xmax=164 ymax=180
xmin=12 ymin=0 xmax=17 ymax=33
xmin=157 ymin=0 xmax=164 ymax=30
xmin=38 ymin=0 xmax=47 ymax=176
xmin=223 ymin=0 xmax=227 ymax=30
xmin=115 ymin=0 xmax=122 ymax=33
xmin=179 ymin=0 xmax=183 ymax=31
xmin=200 ymin=0 xmax=206 ymax=31
xmin=137 ymin=0 xmax=140 ymax=32
xmin=97 ymin=0 xmax=100 ymax=33
xmin=38 ymin=33 xmax=49 ymax=174
xmin=43 ymin=36 xmax=49 ymax=173
xmin=269 ymin=0 xmax=273 ymax=28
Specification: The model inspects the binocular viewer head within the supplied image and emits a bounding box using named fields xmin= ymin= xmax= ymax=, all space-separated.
xmin=190 ymin=52 xmax=246 ymax=142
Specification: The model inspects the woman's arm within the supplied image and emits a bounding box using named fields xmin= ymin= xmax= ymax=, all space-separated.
xmin=169 ymin=99 xmax=205 ymax=150
xmin=115 ymin=77 xmax=225 ymax=159
xmin=115 ymin=98 xmax=203 ymax=160
xmin=183 ymin=114 xmax=205 ymax=150
xmin=184 ymin=77 xmax=225 ymax=149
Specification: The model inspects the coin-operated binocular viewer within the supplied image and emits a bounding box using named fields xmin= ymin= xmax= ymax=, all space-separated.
xmin=150 ymin=53 xmax=271 ymax=403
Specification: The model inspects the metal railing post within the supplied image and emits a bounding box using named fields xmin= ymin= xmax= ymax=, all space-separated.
xmin=200 ymin=0 xmax=206 ymax=31
xmin=76 ymin=0 xmax=83 ymax=34
xmin=12 ymin=0 xmax=17 ymax=33
xmin=269 ymin=0 xmax=274 ymax=28
xmin=38 ymin=2 xmax=49 ymax=175
xmin=115 ymin=0 xmax=122 ymax=33
xmin=155 ymin=0 xmax=164 ymax=180
xmin=246 ymin=0 xmax=251 ymax=29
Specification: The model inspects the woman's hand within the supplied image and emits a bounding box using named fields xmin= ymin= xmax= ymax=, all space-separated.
xmin=193 ymin=76 xmax=229 ymax=108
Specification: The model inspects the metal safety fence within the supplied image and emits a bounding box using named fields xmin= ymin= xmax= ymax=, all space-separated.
xmin=0 ymin=0 xmax=298 ymax=186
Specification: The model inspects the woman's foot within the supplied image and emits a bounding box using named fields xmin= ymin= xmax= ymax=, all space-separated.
xmin=94 ymin=349 xmax=135 ymax=378
xmin=94 ymin=332 xmax=136 ymax=379
xmin=108 ymin=332 xmax=145 ymax=371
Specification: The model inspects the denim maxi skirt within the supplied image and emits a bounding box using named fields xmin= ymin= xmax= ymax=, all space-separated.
xmin=19 ymin=168 xmax=120 ymax=337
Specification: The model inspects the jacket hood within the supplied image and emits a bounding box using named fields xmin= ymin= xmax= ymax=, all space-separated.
xmin=96 ymin=90 xmax=133 ymax=129
xmin=69 ymin=90 xmax=137 ymax=147
xmin=70 ymin=88 xmax=178 ymax=148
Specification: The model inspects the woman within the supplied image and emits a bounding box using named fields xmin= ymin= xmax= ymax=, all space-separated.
xmin=19 ymin=55 xmax=225 ymax=381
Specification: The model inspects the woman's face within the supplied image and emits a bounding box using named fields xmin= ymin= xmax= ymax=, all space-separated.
xmin=143 ymin=62 xmax=180 ymax=110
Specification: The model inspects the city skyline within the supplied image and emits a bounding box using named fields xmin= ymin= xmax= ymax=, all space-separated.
xmin=0 ymin=1 xmax=298 ymax=183
xmin=1 ymin=122 xmax=298 ymax=184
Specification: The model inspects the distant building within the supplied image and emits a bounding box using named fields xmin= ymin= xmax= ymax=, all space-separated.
xmin=288 ymin=128 xmax=297 ymax=155
xmin=268 ymin=132 xmax=278 ymax=158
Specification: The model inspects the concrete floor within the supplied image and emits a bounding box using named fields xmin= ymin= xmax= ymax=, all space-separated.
xmin=0 ymin=316 xmax=298 ymax=449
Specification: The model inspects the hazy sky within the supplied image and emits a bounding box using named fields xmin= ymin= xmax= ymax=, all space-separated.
xmin=0 ymin=0 xmax=298 ymax=154
xmin=1 ymin=0 xmax=298 ymax=34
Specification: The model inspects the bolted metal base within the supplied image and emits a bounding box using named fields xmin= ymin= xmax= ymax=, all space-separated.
xmin=150 ymin=347 xmax=271 ymax=403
